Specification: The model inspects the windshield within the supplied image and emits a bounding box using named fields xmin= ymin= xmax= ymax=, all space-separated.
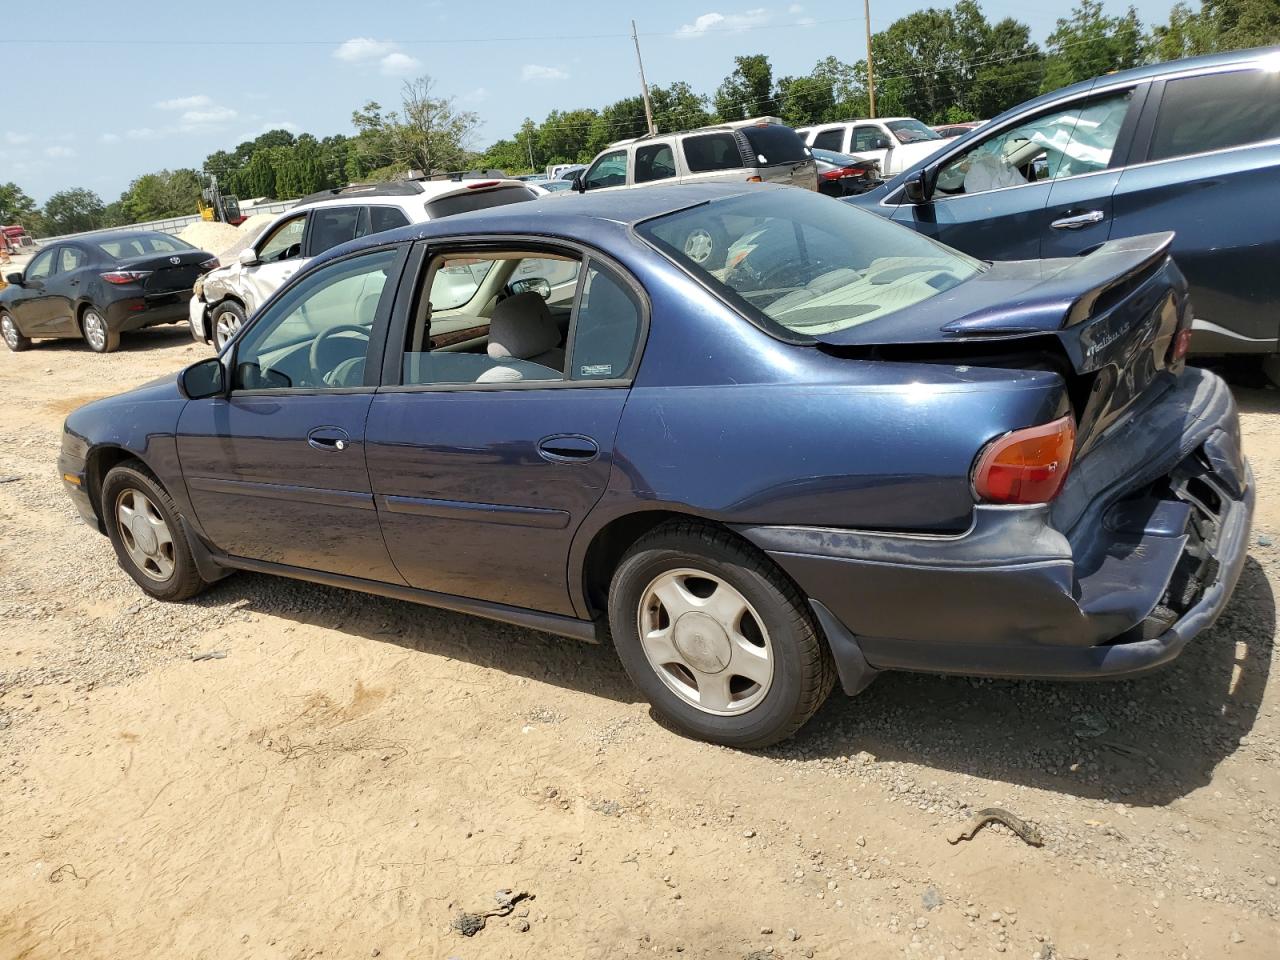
xmin=887 ymin=119 xmax=942 ymax=143
xmin=636 ymin=189 xmax=982 ymax=339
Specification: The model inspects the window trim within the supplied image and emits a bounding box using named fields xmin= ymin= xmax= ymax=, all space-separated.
xmin=378 ymin=234 xmax=651 ymax=394
xmin=222 ymin=242 xmax=411 ymax=397
xmin=905 ymin=83 xmax=1148 ymax=204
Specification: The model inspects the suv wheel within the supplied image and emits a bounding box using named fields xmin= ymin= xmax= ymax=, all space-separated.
xmin=608 ymin=520 xmax=835 ymax=748
xmin=212 ymin=301 xmax=246 ymax=350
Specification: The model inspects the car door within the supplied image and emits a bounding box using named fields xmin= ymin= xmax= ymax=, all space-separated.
xmin=1110 ymin=65 xmax=1280 ymax=350
xmin=50 ymin=245 xmax=91 ymax=334
xmin=176 ymin=245 xmax=408 ymax=582
xmin=893 ymin=86 xmax=1141 ymax=261
xmin=365 ymin=243 xmax=647 ymax=616
xmin=9 ymin=247 xmax=60 ymax=334
xmin=240 ymin=212 xmax=309 ymax=311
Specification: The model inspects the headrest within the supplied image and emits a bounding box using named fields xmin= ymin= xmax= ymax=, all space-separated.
xmin=487 ymin=292 xmax=559 ymax=360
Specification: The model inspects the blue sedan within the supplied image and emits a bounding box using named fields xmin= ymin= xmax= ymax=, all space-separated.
xmin=58 ymin=184 xmax=1253 ymax=747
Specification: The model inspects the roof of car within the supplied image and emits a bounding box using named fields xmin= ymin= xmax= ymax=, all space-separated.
xmin=308 ymin=182 xmax=763 ymax=269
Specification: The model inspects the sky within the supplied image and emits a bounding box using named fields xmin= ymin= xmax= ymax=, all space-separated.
xmin=0 ymin=0 xmax=1180 ymax=204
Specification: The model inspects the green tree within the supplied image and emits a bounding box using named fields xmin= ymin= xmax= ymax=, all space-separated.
xmin=714 ymin=54 xmax=778 ymax=121
xmin=0 ymin=182 xmax=41 ymax=232
xmin=1149 ymin=0 xmax=1280 ymax=59
xmin=1041 ymin=0 xmax=1144 ymax=93
xmin=42 ymin=188 xmax=106 ymax=234
xmin=650 ymin=82 xmax=713 ymax=133
xmin=120 ymin=169 xmax=202 ymax=221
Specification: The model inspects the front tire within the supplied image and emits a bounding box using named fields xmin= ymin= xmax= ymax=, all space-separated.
xmin=1 ymin=311 xmax=30 ymax=351
xmin=101 ymin=462 xmax=209 ymax=602
xmin=608 ymin=520 xmax=835 ymax=748
xmin=211 ymin=301 xmax=246 ymax=350
xmin=81 ymin=308 xmax=119 ymax=353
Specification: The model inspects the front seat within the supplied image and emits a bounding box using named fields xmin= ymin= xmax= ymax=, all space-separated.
xmin=477 ymin=292 xmax=565 ymax=383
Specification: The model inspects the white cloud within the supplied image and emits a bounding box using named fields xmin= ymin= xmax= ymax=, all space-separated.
xmin=181 ymin=105 xmax=238 ymax=125
xmin=676 ymin=8 xmax=770 ymax=38
xmin=44 ymin=145 xmax=75 ymax=158
xmin=3 ymin=131 xmax=33 ymax=145
xmin=99 ymin=133 xmax=121 ymax=144
xmin=155 ymin=94 xmax=213 ymax=111
xmin=522 ymin=64 xmax=569 ymax=81
xmin=333 ymin=37 xmax=398 ymax=62
xmin=379 ymin=52 xmax=421 ymax=76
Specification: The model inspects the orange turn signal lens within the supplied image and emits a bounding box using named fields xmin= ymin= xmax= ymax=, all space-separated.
xmin=973 ymin=415 xmax=1076 ymax=504
xmin=746 ymin=175 xmax=763 ymax=182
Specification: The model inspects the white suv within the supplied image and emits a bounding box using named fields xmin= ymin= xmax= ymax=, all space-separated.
xmin=189 ymin=179 xmax=543 ymax=349
xmin=796 ymin=118 xmax=958 ymax=176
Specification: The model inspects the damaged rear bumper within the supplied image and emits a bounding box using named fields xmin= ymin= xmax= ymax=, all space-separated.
xmin=734 ymin=368 xmax=1253 ymax=693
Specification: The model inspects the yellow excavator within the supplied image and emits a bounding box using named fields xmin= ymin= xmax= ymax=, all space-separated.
xmin=197 ymin=176 xmax=245 ymax=225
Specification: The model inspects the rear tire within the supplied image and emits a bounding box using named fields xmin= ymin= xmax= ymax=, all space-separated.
xmin=211 ymin=301 xmax=246 ymax=350
xmin=101 ymin=461 xmax=209 ymax=602
xmin=81 ymin=308 xmax=119 ymax=353
xmin=1262 ymin=355 xmax=1280 ymax=389
xmin=1 ymin=311 xmax=30 ymax=351
xmin=607 ymin=520 xmax=835 ymax=748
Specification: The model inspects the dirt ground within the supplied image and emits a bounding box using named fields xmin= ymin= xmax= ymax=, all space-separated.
xmin=1 ymin=325 xmax=1277 ymax=960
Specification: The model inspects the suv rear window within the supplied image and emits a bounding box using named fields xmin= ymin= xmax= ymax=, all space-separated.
xmin=1149 ymin=67 xmax=1280 ymax=162
xmin=425 ymin=185 xmax=539 ymax=220
xmin=740 ymin=124 xmax=809 ymax=164
xmin=682 ymin=133 xmax=744 ymax=173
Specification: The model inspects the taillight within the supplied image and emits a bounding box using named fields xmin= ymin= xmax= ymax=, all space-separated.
xmin=199 ymin=257 xmax=219 ymax=271
xmin=972 ymin=415 xmax=1076 ymax=505
xmin=1169 ymin=327 xmax=1192 ymax=363
xmin=820 ymin=166 xmax=869 ymax=181
xmin=100 ymin=270 xmax=151 ymax=285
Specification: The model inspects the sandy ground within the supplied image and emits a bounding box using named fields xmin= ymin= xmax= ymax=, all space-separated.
xmin=0 ymin=326 xmax=1277 ymax=959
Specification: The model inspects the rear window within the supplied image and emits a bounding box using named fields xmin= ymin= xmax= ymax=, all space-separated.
xmin=308 ymin=206 xmax=361 ymax=255
xmin=1149 ymin=67 xmax=1280 ymax=162
xmin=811 ymin=128 xmax=845 ymax=151
xmin=96 ymin=234 xmax=193 ymax=259
xmin=425 ymin=185 xmax=538 ymax=220
xmin=682 ymin=133 xmax=744 ymax=173
xmin=740 ymin=124 xmax=809 ymax=164
xmin=637 ymin=189 xmax=982 ymax=340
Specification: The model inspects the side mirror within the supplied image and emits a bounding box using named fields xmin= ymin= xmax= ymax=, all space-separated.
xmin=902 ymin=169 xmax=934 ymax=205
xmin=238 ymin=248 xmax=259 ymax=267
xmin=4 ymin=272 xmax=23 ymax=286
xmin=178 ymin=357 xmax=227 ymax=400
xmin=571 ymin=174 xmax=585 ymax=193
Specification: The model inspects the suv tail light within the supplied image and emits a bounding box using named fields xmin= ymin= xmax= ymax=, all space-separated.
xmin=973 ymin=415 xmax=1076 ymax=504
xmin=100 ymin=270 xmax=152 ymax=285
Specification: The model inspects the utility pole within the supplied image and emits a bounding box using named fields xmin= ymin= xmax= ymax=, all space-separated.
xmin=864 ymin=0 xmax=877 ymax=118
xmin=632 ymin=20 xmax=657 ymax=136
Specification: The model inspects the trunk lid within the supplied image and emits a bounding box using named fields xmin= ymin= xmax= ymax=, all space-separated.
xmin=115 ymin=250 xmax=213 ymax=296
xmin=818 ymin=232 xmax=1190 ymax=453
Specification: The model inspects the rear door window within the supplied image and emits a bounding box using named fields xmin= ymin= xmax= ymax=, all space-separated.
xmin=811 ymin=128 xmax=845 ymax=151
xmin=682 ymin=133 xmax=744 ymax=172
xmin=306 ymin=206 xmax=361 ymax=256
xmin=1148 ymin=67 xmax=1280 ymax=162
xmin=634 ymin=143 xmax=677 ymax=184
xmin=365 ymin=205 xmax=411 ymax=235
xmin=58 ymin=247 xmax=87 ymax=273
xmin=739 ymin=125 xmax=808 ymax=164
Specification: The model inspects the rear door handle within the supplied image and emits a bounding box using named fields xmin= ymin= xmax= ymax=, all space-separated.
xmin=1051 ymin=210 xmax=1105 ymax=230
xmin=307 ymin=426 xmax=350 ymax=452
xmin=537 ymin=435 xmax=599 ymax=463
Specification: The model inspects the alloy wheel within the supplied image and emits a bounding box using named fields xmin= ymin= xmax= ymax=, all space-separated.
xmin=214 ymin=312 xmax=241 ymax=349
xmin=637 ymin=568 xmax=774 ymax=716
xmin=83 ymin=311 xmax=107 ymax=351
xmin=1 ymin=315 xmax=17 ymax=349
xmin=115 ymin=488 xmax=176 ymax=582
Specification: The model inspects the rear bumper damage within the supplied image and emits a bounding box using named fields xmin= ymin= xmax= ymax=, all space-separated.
xmin=734 ymin=368 xmax=1253 ymax=693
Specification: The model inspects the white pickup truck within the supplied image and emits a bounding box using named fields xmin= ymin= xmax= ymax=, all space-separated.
xmin=796 ymin=117 xmax=958 ymax=176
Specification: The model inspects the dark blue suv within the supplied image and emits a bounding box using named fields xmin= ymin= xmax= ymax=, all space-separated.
xmin=849 ymin=47 xmax=1280 ymax=375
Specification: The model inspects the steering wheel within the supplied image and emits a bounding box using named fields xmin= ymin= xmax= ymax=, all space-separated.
xmin=309 ymin=324 xmax=369 ymax=385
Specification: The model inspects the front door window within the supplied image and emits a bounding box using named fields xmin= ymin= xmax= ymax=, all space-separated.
xmin=257 ymin=215 xmax=307 ymax=263
xmin=583 ymin=150 xmax=628 ymax=190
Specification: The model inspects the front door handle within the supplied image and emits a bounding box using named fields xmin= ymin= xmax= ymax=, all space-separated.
xmin=307 ymin=426 xmax=350 ymax=452
xmin=537 ymin=435 xmax=599 ymax=463
xmin=1051 ymin=210 xmax=1105 ymax=230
